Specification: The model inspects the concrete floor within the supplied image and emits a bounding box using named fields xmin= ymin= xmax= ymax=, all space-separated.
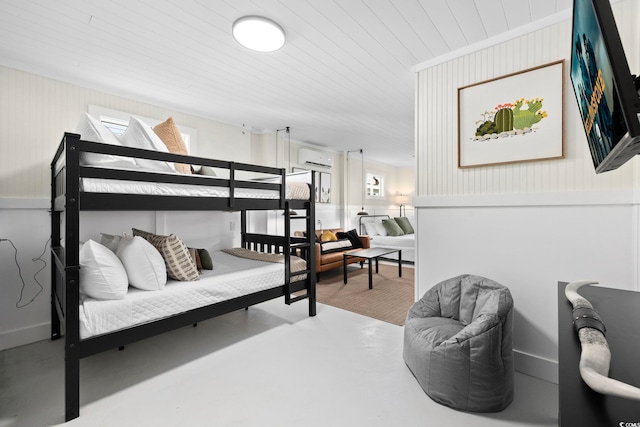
xmin=1 ymin=299 xmax=558 ymax=427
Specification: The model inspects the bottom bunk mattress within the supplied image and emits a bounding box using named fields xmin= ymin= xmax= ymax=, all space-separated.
xmin=79 ymin=250 xmax=305 ymax=339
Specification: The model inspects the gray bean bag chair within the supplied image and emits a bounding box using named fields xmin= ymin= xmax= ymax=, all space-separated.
xmin=403 ymin=274 xmax=514 ymax=412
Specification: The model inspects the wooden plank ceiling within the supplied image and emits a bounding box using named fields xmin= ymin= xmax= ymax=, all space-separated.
xmin=0 ymin=0 xmax=572 ymax=166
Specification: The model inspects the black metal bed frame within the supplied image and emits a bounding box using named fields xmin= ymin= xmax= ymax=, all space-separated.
xmin=50 ymin=133 xmax=316 ymax=421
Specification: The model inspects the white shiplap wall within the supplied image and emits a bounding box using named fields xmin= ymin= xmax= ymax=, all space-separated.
xmin=414 ymin=0 xmax=640 ymax=383
xmin=416 ymin=0 xmax=640 ymax=197
xmin=0 ymin=65 xmax=252 ymax=199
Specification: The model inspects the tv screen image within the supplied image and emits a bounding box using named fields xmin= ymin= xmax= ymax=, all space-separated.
xmin=570 ymin=0 xmax=640 ymax=173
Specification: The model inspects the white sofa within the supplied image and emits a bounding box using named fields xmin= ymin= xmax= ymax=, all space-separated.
xmin=359 ymin=215 xmax=415 ymax=263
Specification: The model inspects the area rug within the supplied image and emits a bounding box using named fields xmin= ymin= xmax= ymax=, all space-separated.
xmin=314 ymin=264 xmax=415 ymax=326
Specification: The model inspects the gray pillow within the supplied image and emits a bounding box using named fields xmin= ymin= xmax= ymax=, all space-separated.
xmin=382 ymin=219 xmax=404 ymax=236
xmin=197 ymin=248 xmax=214 ymax=270
xmin=394 ymin=217 xmax=414 ymax=234
xmin=197 ymin=166 xmax=217 ymax=177
xmin=100 ymin=233 xmax=122 ymax=252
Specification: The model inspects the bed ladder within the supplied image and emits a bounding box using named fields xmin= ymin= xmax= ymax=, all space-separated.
xmin=283 ymin=201 xmax=315 ymax=309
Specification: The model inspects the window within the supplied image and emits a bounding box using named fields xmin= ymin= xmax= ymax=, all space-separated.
xmin=366 ymin=171 xmax=384 ymax=199
xmin=101 ymin=118 xmax=128 ymax=136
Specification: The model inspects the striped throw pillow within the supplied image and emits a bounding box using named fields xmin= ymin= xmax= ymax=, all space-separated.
xmin=132 ymin=228 xmax=199 ymax=281
xmin=320 ymin=239 xmax=353 ymax=254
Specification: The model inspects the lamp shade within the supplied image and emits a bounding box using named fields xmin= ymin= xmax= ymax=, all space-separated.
xmin=232 ymin=16 xmax=285 ymax=52
xmin=395 ymin=195 xmax=410 ymax=206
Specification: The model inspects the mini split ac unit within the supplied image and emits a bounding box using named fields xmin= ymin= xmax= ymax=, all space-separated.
xmin=298 ymin=148 xmax=333 ymax=168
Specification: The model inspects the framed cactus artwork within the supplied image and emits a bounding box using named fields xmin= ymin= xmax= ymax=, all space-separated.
xmin=458 ymin=60 xmax=565 ymax=168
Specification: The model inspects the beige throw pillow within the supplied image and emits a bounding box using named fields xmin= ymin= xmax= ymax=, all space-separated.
xmin=153 ymin=117 xmax=191 ymax=174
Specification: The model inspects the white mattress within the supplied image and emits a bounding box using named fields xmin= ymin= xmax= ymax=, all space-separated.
xmin=79 ymin=251 xmax=298 ymax=338
xmin=369 ymin=234 xmax=415 ymax=248
xmin=80 ymin=170 xmax=311 ymax=200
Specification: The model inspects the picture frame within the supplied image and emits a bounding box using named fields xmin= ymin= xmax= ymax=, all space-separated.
xmin=365 ymin=171 xmax=384 ymax=199
xmin=320 ymin=172 xmax=331 ymax=203
xmin=457 ymin=60 xmax=565 ymax=168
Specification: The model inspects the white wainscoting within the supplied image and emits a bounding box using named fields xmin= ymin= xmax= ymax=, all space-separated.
xmin=0 ymin=201 xmax=51 ymax=350
xmin=0 ymin=195 xmax=353 ymax=349
xmin=1 ymin=200 xmax=241 ymax=351
xmin=415 ymin=190 xmax=640 ymax=384
xmin=0 ymin=65 xmax=253 ymax=199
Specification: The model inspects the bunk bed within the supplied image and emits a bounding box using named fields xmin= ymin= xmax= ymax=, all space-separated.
xmin=50 ymin=132 xmax=316 ymax=421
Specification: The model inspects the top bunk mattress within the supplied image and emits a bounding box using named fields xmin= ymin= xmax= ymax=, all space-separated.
xmin=53 ymin=132 xmax=313 ymax=202
xmin=80 ymin=169 xmax=311 ymax=200
xmin=79 ymin=250 xmax=304 ymax=339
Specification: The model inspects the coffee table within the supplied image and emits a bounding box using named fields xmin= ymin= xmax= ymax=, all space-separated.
xmin=343 ymin=247 xmax=402 ymax=289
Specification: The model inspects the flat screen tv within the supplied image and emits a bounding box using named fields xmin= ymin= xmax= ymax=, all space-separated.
xmin=570 ymin=0 xmax=640 ymax=173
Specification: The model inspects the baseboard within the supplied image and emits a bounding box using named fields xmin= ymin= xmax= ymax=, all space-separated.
xmin=514 ymin=349 xmax=558 ymax=384
xmin=0 ymin=322 xmax=50 ymax=351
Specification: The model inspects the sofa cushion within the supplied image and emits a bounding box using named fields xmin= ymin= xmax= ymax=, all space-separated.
xmin=375 ymin=222 xmax=388 ymax=236
xmin=336 ymin=229 xmax=363 ymax=248
xmin=320 ymin=239 xmax=352 ymax=254
xmin=320 ymin=230 xmax=338 ymax=242
xmin=320 ymin=251 xmax=343 ymax=264
xmin=363 ymin=222 xmax=379 ymax=236
xmin=315 ymin=228 xmax=343 ymax=240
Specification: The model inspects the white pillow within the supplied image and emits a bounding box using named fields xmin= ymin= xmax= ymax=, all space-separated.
xmin=119 ymin=116 xmax=175 ymax=172
xmin=79 ymin=240 xmax=128 ymax=300
xmin=116 ymin=236 xmax=167 ymax=290
xmin=375 ymin=222 xmax=388 ymax=236
xmin=74 ymin=113 xmax=137 ymax=168
xmin=364 ymin=222 xmax=379 ymax=236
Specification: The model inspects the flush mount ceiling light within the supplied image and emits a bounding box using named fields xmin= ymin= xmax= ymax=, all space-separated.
xmin=232 ymin=16 xmax=285 ymax=52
